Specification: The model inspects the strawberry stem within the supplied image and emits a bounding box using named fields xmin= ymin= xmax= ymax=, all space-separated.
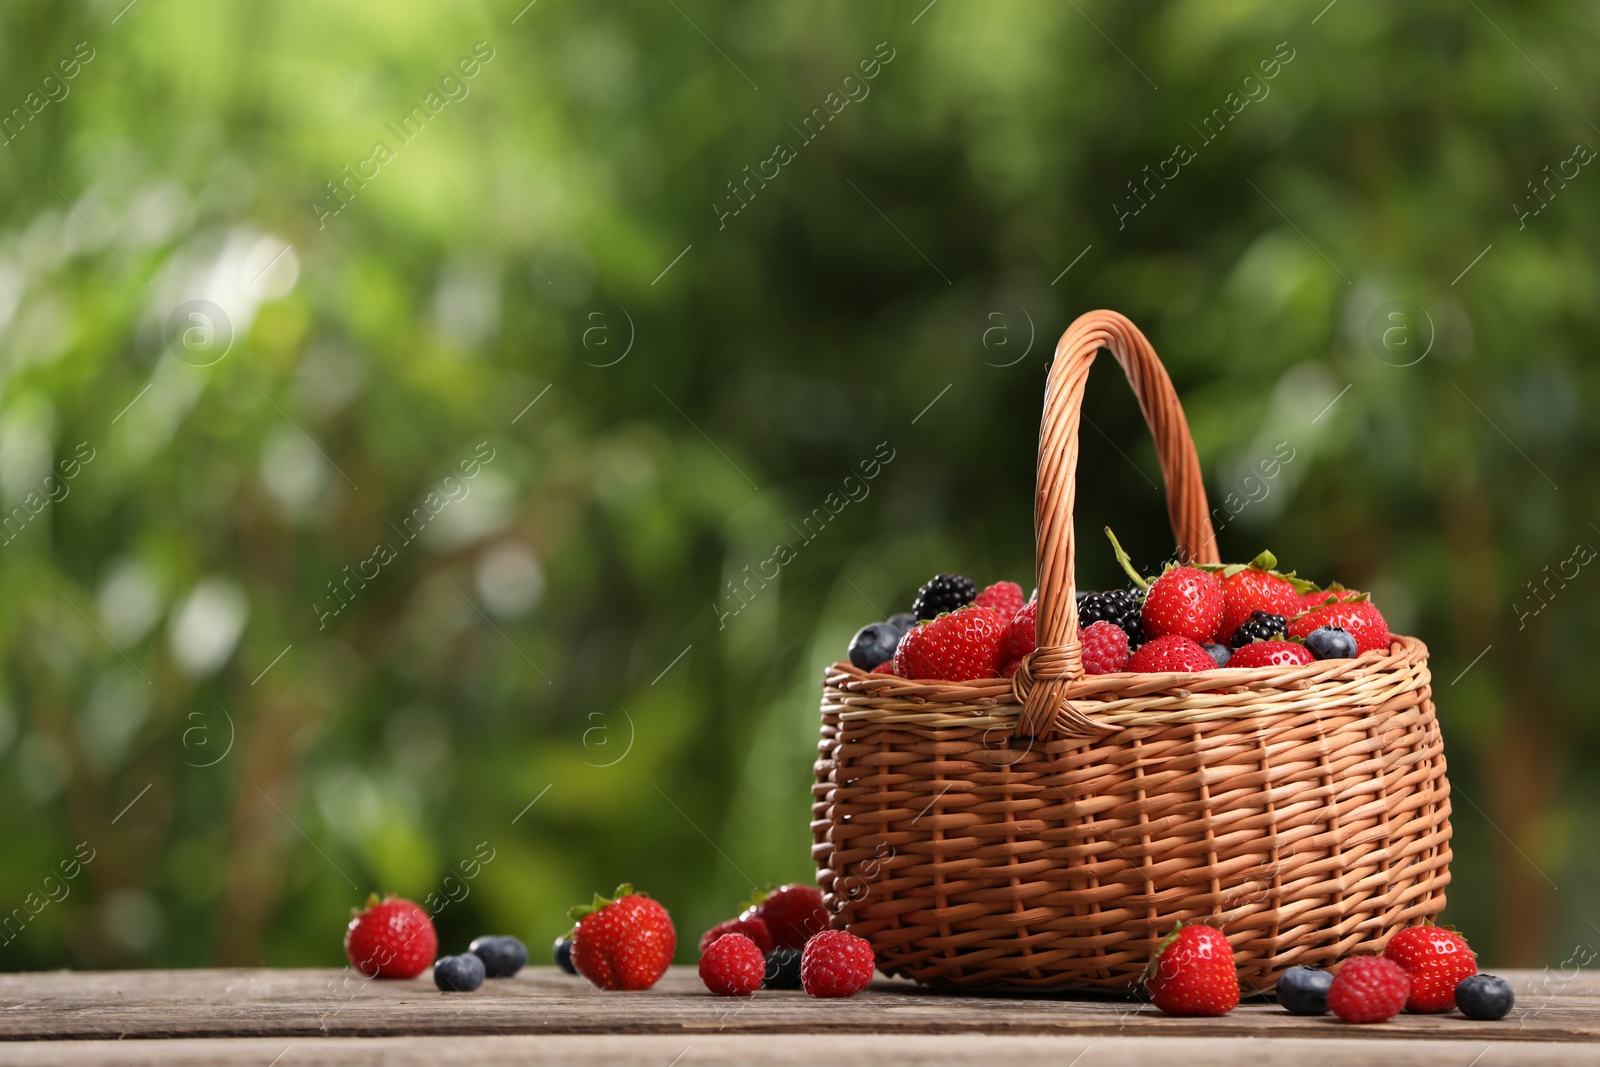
xmin=1104 ymin=527 xmax=1149 ymax=591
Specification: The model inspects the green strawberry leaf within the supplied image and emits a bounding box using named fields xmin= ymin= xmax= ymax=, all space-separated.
xmin=567 ymin=884 xmax=638 ymax=922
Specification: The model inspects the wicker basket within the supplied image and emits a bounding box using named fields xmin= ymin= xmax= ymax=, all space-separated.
xmin=811 ymin=309 xmax=1451 ymax=992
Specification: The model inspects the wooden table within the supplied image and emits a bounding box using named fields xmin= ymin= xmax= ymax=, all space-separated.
xmin=1 ymin=967 xmax=1595 ymax=1064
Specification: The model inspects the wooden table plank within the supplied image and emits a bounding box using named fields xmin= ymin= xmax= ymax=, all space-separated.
xmin=0 ymin=1035 xmax=1597 ymax=1067
xmin=0 ymin=968 xmax=1593 ymax=1045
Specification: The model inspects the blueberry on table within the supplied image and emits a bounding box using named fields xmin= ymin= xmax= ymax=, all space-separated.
xmin=1305 ymin=625 xmax=1357 ymax=660
xmin=469 ymin=935 xmax=528 ymax=978
xmin=552 ymin=934 xmax=577 ymax=975
xmin=433 ymin=953 xmax=486 ymax=992
xmin=1276 ymin=965 xmax=1333 ymax=1015
xmin=1456 ymin=974 xmax=1515 ymax=1020
xmin=848 ymin=622 xmax=902 ymax=670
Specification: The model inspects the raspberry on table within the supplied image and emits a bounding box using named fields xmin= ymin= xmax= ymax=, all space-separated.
xmin=800 ymin=929 xmax=875 ymax=998
xmin=698 ymin=932 xmax=766 ymax=997
xmin=1327 ymin=956 xmax=1410 ymax=1023
xmin=698 ymin=916 xmax=772 ymax=956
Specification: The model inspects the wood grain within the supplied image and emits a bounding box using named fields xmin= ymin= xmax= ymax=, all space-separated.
xmin=0 ymin=967 xmax=1592 ymax=1045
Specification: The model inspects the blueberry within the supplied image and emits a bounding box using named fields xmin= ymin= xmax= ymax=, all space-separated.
xmin=1456 ymin=974 xmax=1514 ymax=1020
xmin=470 ymin=935 xmax=528 ymax=978
xmin=552 ymin=934 xmax=577 ymax=975
xmin=887 ymin=612 xmax=916 ymax=634
xmin=1203 ymin=643 xmax=1232 ymax=667
xmin=1305 ymin=626 xmax=1357 ymax=660
xmin=763 ymin=946 xmax=803 ymax=989
xmin=433 ymin=953 xmax=486 ymax=992
xmin=1276 ymin=965 xmax=1333 ymax=1015
xmin=848 ymin=622 xmax=902 ymax=670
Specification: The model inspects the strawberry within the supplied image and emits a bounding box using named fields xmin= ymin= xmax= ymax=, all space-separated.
xmin=1289 ymin=599 xmax=1390 ymax=654
xmin=698 ymin=916 xmax=772 ymax=956
xmin=893 ymin=605 xmax=1007 ymax=681
xmin=1226 ymin=640 xmax=1315 ymax=668
xmin=1141 ymin=566 xmax=1225 ymax=644
xmin=344 ymin=894 xmax=437 ymax=979
xmin=1127 ymin=634 xmax=1216 ymax=673
xmin=1384 ymin=924 xmax=1477 ymax=1013
xmin=1216 ymin=552 xmax=1300 ymax=645
xmin=870 ymin=660 xmax=897 ymax=675
xmin=973 ymin=581 xmax=1025 ymax=618
xmin=1143 ymin=923 xmax=1239 ymax=1016
xmin=1000 ymin=600 xmax=1038 ymax=674
xmin=743 ymin=884 xmax=831 ymax=951
xmin=1080 ymin=619 xmax=1130 ymax=675
xmin=569 ymin=884 xmax=676 ymax=991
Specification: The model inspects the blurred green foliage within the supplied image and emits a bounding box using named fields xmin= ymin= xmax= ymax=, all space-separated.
xmin=0 ymin=0 xmax=1595 ymax=972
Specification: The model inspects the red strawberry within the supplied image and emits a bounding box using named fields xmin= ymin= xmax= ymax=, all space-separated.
xmin=1144 ymin=923 xmax=1239 ymax=1016
xmin=973 ymin=581 xmax=1025 ymax=619
xmin=1226 ymin=640 xmax=1315 ymax=668
xmin=1216 ymin=554 xmax=1300 ymax=645
xmin=344 ymin=894 xmax=437 ymax=979
xmin=1289 ymin=600 xmax=1390 ymax=653
xmin=1081 ymin=619 xmax=1130 ymax=675
xmin=1141 ymin=566 xmax=1225 ymax=644
xmin=800 ymin=929 xmax=876 ymax=998
xmin=699 ymin=932 xmax=766 ymax=997
xmin=1384 ymin=925 xmax=1477 ymax=1013
xmin=893 ymin=605 xmax=1007 ymax=681
xmin=1000 ymin=600 xmax=1038 ymax=673
xmin=1127 ymin=634 xmax=1216 ymax=673
xmin=1328 ymin=955 xmax=1410 ymax=1023
xmin=870 ymin=660 xmax=896 ymax=675
xmin=744 ymin=884 xmax=831 ymax=951
xmin=698 ymin=915 xmax=772 ymax=956
xmin=569 ymin=884 xmax=676 ymax=991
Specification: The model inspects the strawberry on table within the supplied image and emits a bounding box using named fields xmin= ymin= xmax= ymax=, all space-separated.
xmin=569 ymin=884 xmax=676 ymax=991
xmin=1384 ymin=924 xmax=1477 ymax=1013
xmin=344 ymin=894 xmax=437 ymax=979
xmin=893 ymin=605 xmax=1008 ymax=681
xmin=743 ymin=884 xmax=830 ymax=951
xmin=1143 ymin=923 xmax=1239 ymax=1016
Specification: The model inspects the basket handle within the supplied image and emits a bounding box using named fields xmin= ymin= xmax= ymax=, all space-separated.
xmin=1013 ymin=310 xmax=1219 ymax=739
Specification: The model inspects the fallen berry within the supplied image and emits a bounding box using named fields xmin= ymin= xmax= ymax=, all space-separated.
xmin=433 ymin=953 xmax=486 ymax=992
xmin=1127 ymin=634 xmax=1217 ymax=673
xmin=893 ymin=605 xmax=1008 ymax=682
xmin=1276 ymin=965 xmax=1333 ymax=1015
xmin=1081 ymin=619 xmax=1130 ymax=675
xmin=910 ymin=573 xmax=976 ymax=621
xmin=800 ymin=929 xmax=875 ymax=998
xmin=1327 ymin=956 xmax=1410 ymax=1023
xmin=1385 ymin=925 xmax=1477 ymax=1013
xmin=1227 ymin=640 xmax=1315 ymax=668
xmin=1144 ymin=923 xmax=1239 ymax=1016
xmin=552 ymin=934 xmax=577 ymax=975
xmin=1305 ymin=625 xmax=1358 ymax=660
xmin=973 ymin=580 xmax=1025 ymax=618
xmin=469 ymin=935 xmax=528 ymax=979
xmin=698 ymin=916 xmax=773 ymax=956
xmin=1229 ymin=610 xmax=1288 ymax=649
xmin=763 ymin=946 xmax=803 ymax=989
xmin=744 ymin=885 xmax=831 ymax=951
xmin=699 ymin=932 xmax=766 ymax=997
xmin=344 ymin=894 xmax=437 ymax=980
xmin=1455 ymin=974 xmax=1514 ymax=1020
xmin=569 ymin=885 xmax=676 ymax=991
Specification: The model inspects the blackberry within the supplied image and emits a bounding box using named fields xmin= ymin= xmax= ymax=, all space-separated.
xmin=1078 ymin=588 xmax=1144 ymax=644
xmin=762 ymin=946 xmax=803 ymax=989
xmin=910 ymin=573 xmax=976 ymax=621
xmin=1230 ymin=611 xmax=1287 ymax=649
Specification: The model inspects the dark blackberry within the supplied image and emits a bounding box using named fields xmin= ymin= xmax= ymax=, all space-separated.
xmin=1078 ymin=588 xmax=1144 ymax=644
xmin=762 ymin=946 xmax=803 ymax=989
xmin=1230 ymin=611 xmax=1287 ymax=649
xmin=910 ymin=573 xmax=976 ymax=621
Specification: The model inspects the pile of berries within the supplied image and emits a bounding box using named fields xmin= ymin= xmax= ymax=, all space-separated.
xmin=342 ymin=893 xmax=528 ymax=993
xmin=849 ymin=535 xmax=1392 ymax=681
xmin=693 ymin=884 xmax=875 ymax=998
xmin=1143 ymin=919 xmax=1512 ymax=1024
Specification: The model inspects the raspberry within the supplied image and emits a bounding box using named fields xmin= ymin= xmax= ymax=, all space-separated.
xmin=1080 ymin=620 xmax=1130 ymax=675
xmin=973 ymin=581 xmax=1025 ymax=618
xmin=1289 ymin=600 xmax=1390 ymax=654
xmin=800 ymin=929 xmax=875 ymax=998
xmin=1078 ymin=588 xmax=1144 ymax=644
xmin=1226 ymin=640 xmax=1314 ymax=668
xmin=344 ymin=895 xmax=437 ymax=979
xmin=698 ymin=933 xmax=766 ymax=997
xmin=698 ymin=916 xmax=772 ymax=956
xmin=1229 ymin=610 xmax=1287 ymax=649
xmin=1141 ymin=566 xmax=1225 ymax=644
xmin=1327 ymin=956 xmax=1410 ymax=1023
xmin=909 ymin=573 xmax=976 ymax=621
xmin=1127 ymin=634 xmax=1216 ymax=673
xmin=893 ymin=605 xmax=1007 ymax=682
xmin=1384 ymin=925 xmax=1477 ymax=1013
xmin=1000 ymin=600 xmax=1038 ymax=674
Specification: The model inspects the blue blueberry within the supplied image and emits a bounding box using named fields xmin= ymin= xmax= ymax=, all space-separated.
xmin=433 ymin=953 xmax=486 ymax=992
xmin=763 ymin=946 xmax=803 ymax=989
xmin=1456 ymin=974 xmax=1514 ymax=1020
xmin=848 ymin=622 xmax=902 ymax=670
xmin=469 ymin=935 xmax=527 ymax=978
xmin=1305 ymin=626 xmax=1357 ymax=660
xmin=887 ymin=612 xmax=916 ymax=634
xmin=552 ymin=934 xmax=577 ymax=975
xmin=1203 ymin=643 xmax=1232 ymax=667
xmin=1276 ymin=965 xmax=1333 ymax=1015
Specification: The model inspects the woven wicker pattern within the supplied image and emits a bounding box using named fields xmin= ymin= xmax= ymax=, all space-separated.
xmin=811 ymin=309 xmax=1451 ymax=991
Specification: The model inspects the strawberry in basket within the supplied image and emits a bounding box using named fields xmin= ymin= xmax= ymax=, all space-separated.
xmin=894 ymin=604 xmax=1008 ymax=681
